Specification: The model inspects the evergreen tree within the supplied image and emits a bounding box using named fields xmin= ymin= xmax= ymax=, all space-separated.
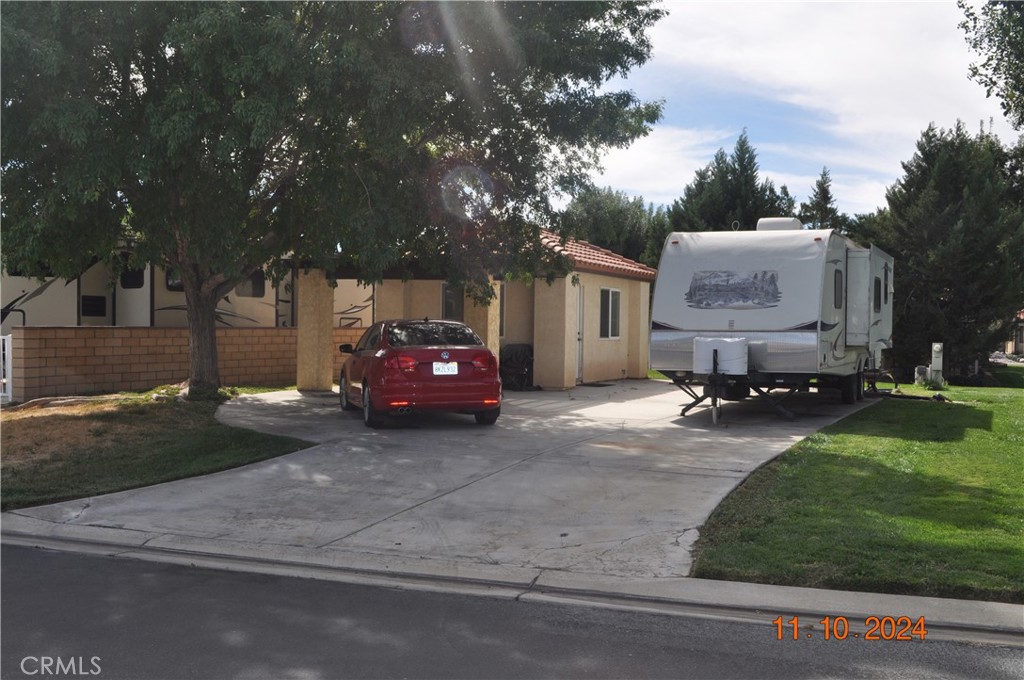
xmin=872 ymin=122 xmax=1024 ymax=375
xmin=668 ymin=131 xmax=794 ymax=232
xmin=799 ymin=167 xmax=843 ymax=230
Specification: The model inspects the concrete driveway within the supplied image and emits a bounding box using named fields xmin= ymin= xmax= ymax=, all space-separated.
xmin=6 ymin=380 xmax=873 ymax=583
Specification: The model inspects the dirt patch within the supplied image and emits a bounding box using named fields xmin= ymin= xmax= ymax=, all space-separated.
xmin=1 ymin=400 xmax=163 ymax=468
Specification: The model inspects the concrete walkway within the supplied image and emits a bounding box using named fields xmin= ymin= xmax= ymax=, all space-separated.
xmin=4 ymin=380 xmax=1021 ymax=645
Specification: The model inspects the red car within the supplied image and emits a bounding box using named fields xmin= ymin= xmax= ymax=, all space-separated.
xmin=339 ymin=319 xmax=502 ymax=427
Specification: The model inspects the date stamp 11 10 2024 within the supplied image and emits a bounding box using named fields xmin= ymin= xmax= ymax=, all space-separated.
xmin=772 ymin=615 xmax=928 ymax=641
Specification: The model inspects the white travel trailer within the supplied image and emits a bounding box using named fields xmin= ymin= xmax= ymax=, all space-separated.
xmin=650 ymin=217 xmax=894 ymax=420
xmin=1 ymin=262 xmax=373 ymax=334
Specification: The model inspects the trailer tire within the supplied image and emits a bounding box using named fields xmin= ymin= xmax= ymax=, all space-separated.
xmin=840 ymin=373 xmax=857 ymax=404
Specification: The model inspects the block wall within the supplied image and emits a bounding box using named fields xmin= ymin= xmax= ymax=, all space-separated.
xmin=8 ymin=326 xmax=365 ymax=403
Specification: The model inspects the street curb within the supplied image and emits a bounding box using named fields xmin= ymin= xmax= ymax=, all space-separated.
xmin=4 ymin=528 xmax=1021 ymax=648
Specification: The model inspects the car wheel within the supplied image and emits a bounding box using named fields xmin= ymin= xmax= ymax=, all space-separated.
xmin=340 ymin=377 xmax=357 ymax=411
xmin=474 ymin=407 xmax=500 ymax=425
xmin=362 ymin=384 xmax=382 ymax=427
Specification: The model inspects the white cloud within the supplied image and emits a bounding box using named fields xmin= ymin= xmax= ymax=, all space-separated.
xmin=592 ymin=125 xmax=734 ymax=205
xmin=593 ymin=1 xmax=1018 ymax=217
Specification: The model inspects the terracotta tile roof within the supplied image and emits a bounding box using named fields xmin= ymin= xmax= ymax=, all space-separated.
xmin=540 ymin=230 xmax=657 ymax=282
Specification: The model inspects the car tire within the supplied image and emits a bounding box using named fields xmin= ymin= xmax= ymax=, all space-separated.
xmin=474 ymin=407 xmax=500 ymax=425
xmin=340 ymin=377 xmax=358 ymax=411
xmin=362 ymin=384 xmax=382 ymax=427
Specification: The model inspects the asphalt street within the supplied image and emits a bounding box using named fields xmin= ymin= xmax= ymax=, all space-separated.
xmin=3 ymin=545 xmax=1021 ymax=680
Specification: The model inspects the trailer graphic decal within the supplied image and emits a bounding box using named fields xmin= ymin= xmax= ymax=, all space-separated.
xmin=685 ymin=270 xmax=781 ymax=310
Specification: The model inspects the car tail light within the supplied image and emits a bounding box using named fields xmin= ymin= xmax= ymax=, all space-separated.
xmin=385 ymin=355 xmax=418 ymax=373
xmin=472 ymin=353 xmax=497 ymax=373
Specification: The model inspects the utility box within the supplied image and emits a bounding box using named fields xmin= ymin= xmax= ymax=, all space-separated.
xmin=929 ymin=343 xmax=943 ymax=383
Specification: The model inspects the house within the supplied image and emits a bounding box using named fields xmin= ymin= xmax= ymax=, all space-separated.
xmin=2 ymin=234 xmax=655 ymax=399
xmin=375 ymin=232 xmax=656 ymax=389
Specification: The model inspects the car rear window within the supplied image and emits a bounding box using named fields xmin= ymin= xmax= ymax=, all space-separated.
xmin=388 ymin=322 xmax=483 ymax=347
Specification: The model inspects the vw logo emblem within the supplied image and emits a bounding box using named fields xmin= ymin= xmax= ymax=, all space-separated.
xmin=441 ymin=351 xmax=450 ymax=360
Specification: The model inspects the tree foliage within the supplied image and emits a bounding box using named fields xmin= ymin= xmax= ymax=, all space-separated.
xmin=865 ymin=122 xmax=1024 ymax=374
xmin=960 ymin=0 xmax=1024 ymax=130
xmin=1 ymin=1 xmax=664 ymax=394
xmin=667 ymin=131 xmax=795 ymax=232
xmin=560 ymin=186 xmax=668 ymax=266
xmin=798 ymin=167 xmax=846 ymax=232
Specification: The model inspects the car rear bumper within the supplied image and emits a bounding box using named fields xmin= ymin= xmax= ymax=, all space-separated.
xmin=373 ymin=382 xmax=502 ymax=413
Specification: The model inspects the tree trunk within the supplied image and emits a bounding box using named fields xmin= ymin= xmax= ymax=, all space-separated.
xmin=183 ymin=280 xmax=223 ymax=399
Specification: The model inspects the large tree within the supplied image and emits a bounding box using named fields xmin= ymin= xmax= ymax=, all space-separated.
xmin=960 ymin=0 xmax=1024 ymax=130
xmin=869 ymin=122 xmax=1024 ymax=375
xmin=1 ymin=2 xmax=663 ymax=396
xmin=667 ymin=131 xmax=794 ymax=232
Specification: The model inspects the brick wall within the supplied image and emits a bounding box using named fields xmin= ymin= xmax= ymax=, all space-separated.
xmin=8 ymin=326 xmax=366 ymax=403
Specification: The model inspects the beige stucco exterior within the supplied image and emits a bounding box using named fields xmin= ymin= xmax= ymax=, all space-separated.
xmin=374 ymin=272 xmax=650 ymax=391
xmin=295 ymin=269 xmax=335 ymax=391
xmin=528 ymin=273 xmax=650 ymax=389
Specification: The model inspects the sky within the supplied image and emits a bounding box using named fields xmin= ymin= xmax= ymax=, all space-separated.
xmin=589 ymin=1 xmax=1019 ymax=217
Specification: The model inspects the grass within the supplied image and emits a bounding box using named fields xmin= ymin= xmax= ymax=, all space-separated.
xmin=691 ymin=375 xmax=1024 ymax=603
xmin=990 ymin=361 xmax=1024 ymax=388
xmin=1 ymin=386 xmax=310 ymax=511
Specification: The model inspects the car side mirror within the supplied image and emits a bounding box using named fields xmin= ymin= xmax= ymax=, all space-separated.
xmin=339 ymin=343 xmax=354 ymax=354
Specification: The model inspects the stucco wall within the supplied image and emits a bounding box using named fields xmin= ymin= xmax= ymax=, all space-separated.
xmin=577 ymin=273 xmax=650 ymax=384
xmin=532 ymin=278 xmax=578 ymax=389
xmin=500 ymin=281 xmax=535 ymax=346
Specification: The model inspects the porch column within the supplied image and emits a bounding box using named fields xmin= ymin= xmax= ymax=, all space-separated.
xmin=462 ymin=279 xmax=501 ymax=354
xmin=296 ymin=268 xmax=334 ymax=391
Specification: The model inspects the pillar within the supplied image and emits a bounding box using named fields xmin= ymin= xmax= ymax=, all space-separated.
xmin=462 ymin=280 xmax=501 ymax=354
xmin=296 ymin=268 xmax=334 ymax=391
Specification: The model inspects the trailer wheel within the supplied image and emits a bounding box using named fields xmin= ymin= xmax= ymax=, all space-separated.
xmin=840 ymin=374 xmax=857 ymax=404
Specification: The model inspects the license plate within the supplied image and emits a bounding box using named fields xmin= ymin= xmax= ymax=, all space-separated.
xmin=432 ymin=362 xmax=459 ymax=375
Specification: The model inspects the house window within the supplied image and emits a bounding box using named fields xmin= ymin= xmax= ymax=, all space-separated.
xmin=834 ymin=270 xmax=843 ymax=309
xmin=442 ymin=283 xmax=464 ymax=321
xmin=234 ymin=270 xmax=266 ymax=298
xmin=600 ymin=288 xmax=621 ymax=339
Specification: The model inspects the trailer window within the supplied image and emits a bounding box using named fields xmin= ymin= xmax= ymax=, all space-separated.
xmin=81 ymin=295 xmax=107 ymax=317
xmin=874 ymin=277 xmax=882 ymax=313
xmin=834 ymin=270 xmax=843 ymax=309
xmin=166 ymin=270 xmax=184 ymax=292
xmin=120 ymin=267 xmax=145 ymax=290
xmin=884 ymin=267 xmax=890 ymax=304
xmin=600 ymin=289 xmax=621 ymax=339
xmin=234 ymin=270 xmax=266 ymax=298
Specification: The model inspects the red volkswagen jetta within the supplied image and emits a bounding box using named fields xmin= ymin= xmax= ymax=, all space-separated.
xmin=339 ymin=319 xmax=502 ymax=427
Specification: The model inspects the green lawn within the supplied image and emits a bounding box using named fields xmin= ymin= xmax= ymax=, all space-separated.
xmin=691 ymin=373 xmax=1024 ymax=603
